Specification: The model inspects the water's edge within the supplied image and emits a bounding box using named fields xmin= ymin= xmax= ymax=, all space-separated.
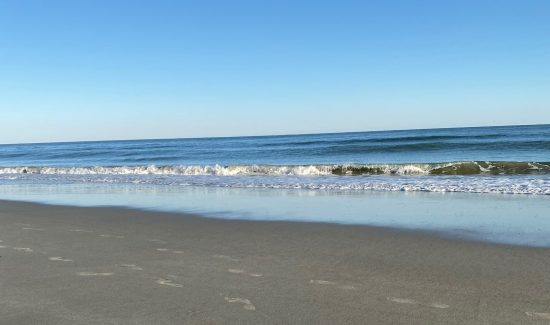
xmin=0 ymin=197 xmax=543 ymax=250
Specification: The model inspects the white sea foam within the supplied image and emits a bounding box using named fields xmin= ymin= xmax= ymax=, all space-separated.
xmin=3 ymin=161 xmax=547 ymax=176
xmin=0 ymin=165 xmax=335 ymax=176
xmin=1 ymin=172 xmax=549 ymax=195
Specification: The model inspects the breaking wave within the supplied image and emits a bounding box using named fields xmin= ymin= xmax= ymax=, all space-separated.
xmin=1 ymin=161 xmax=549 ymax=176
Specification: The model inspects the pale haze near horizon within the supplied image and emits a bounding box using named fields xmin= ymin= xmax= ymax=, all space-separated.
xmin=1 ymin=0 xmax=549 ymax=144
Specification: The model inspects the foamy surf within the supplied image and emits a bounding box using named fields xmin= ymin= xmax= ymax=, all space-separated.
xmin=1 ymin=172 xmax=549 ymax=195
xmin=0 ymin=161 xmax=549 ymax=176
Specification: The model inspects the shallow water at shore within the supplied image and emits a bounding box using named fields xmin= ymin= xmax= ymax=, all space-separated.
xmin=1 ymin=183 xmax=549 ymax=247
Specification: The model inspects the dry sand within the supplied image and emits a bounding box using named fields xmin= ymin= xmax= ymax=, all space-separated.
xmin=1 ymin=200 xmax=550 ymax=324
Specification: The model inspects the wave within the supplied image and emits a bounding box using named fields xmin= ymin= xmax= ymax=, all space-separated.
xmin=1 ymin=161 xmax=549 ymax=176
xmin=1 ymin=173 xmax=549 ymax=195
xmin=317 ymin=140 xmax=550 ymax=155
xmin=257 ymin=134 xmax=506 ymax=148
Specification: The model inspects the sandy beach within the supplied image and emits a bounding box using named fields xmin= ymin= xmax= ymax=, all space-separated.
xmin=1 ymin=199 xmax=550 ymax=324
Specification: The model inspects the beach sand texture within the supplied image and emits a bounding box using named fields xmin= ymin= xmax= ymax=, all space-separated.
xmin=1 ymin=200 xmax=550 ymax=324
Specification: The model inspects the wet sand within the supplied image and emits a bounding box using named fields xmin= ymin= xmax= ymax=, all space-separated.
xmin=1 ymin=199 xmax=550 ymax=324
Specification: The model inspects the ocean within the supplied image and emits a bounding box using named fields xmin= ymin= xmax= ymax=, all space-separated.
xmin=1 ymin=124 xmax=550 ymax=246
xmin=1 ymin=124 xmax=549 ymax=194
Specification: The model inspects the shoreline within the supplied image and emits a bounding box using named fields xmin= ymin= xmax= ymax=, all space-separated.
xmin=0 ymin=197 xmax=545 ymax=250
xmin=1 ymin=199 xmax=550 ymax=324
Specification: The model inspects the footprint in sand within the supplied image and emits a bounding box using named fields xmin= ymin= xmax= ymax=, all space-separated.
xmin=225 ymin=297 xmax=256 ymax=311
xmin=69 ymin=229 xmax=92 ymax=233
xmin=228 ymin=269 xmax=245 ymax=274
xmin=388 ymin=297 xmax=417 ymax=305
xmin=428 ymin=302 xmax=451 ymax=309
xmin=49 ymin=257 xmax=72 ymax=262
xmin=119 ymin=264 xmax=143 ymax=271
xmin=148 ymin=239 xmax=168 ymax=244
xmin=156 ymin=278 xmax=183 ymax=288
xmin=13 ymin=247 xmax=33 ymax=253
xmin=213 ymin=254 xmax=239 ymax=262
xmin=228 ymin=269 xmax=263 ymax=277
xmin=526 ymin=311 xmax=550 ymax=320
xmin=310 ymin=279 xmax=356 ymax=290
xmin=99 ymin=234 xmax=124 ymax=239
xmin=310 ymin=279 xmax=336 ymax=285
xmin=77 ymin=272 xmax=114 ymax=276
xmin=156 ymin=248 xmax=184 ymax=254
xmin=387 ymin=297 xmax=449 ymax=309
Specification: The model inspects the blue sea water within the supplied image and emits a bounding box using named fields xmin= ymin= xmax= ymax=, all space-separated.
xmin=1 ymin=124 xmax=550 ymax=246
xmin=1 ymin=124 xmax=550 ymax=194
xmin=1 ymin=124 xmax=550 ymax=167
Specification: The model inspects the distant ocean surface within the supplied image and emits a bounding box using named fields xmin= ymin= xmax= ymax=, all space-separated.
xmin=1 ymin=124 xmax=550 ymax=195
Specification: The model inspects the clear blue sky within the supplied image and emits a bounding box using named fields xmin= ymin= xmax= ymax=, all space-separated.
xmin=1 ymin=0 xmax=549 ymax=143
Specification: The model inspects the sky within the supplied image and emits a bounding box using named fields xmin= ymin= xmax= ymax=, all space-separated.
xmin=0 ymin=0 xmax=549 ymax=144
